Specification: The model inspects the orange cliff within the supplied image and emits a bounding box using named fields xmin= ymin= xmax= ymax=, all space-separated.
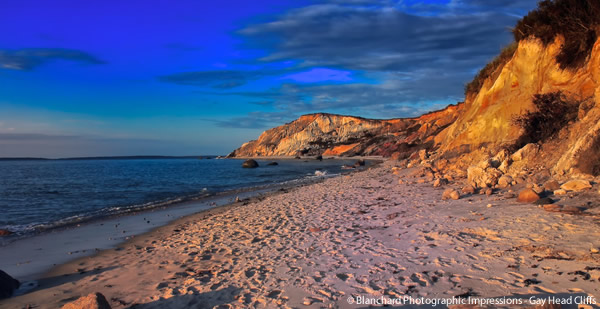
xmin=230 ymin=35 xmax=600 ymax=178
xmin=228 ymin=105 xmax=463 ymax=158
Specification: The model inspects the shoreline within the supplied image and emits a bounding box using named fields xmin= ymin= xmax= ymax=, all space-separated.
xmin=2 ymin=160 xmax=598 ymax=308
xmin=0 ymin=159 xmax=378 ymax=283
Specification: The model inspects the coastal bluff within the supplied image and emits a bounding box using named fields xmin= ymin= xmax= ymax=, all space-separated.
xmin=228 ymin=105 xmax=462 ymax=158
xmin=230 ymin=35 xmax=600 ymax=179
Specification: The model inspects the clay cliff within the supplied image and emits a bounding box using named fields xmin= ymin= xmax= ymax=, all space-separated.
xmin=228 ymin=105 xmax=462 ymax=158
xmin=230 ymin=0 xmax=600 ymax=179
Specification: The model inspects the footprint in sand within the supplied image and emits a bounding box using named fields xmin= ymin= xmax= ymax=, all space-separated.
xmin=410 ymin=273 xmax=430 ymax=287
xmin=471 ymin=264 xmax=488 ymax=271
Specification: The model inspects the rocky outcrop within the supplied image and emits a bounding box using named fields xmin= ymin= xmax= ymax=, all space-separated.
xmin=229 ymin=105 xmax=462 ymax=158
xmin=0 ymin=270 xmax=20 ymax=300
xmin=61 ymin=292 xmax=111 ymax=309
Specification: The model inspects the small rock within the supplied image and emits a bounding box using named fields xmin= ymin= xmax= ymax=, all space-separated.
xmin=484 ymin=188 xmax=493 ymax=196
xmin=542 ymin=204 xmax=562 ymax=212
xmin=442 ymin=189 xmax=460 ymax=200
xmin=533 ymin=197 xmax=554 ymax=205
xmin=266 ymin=162 xmax=278 ymax=166
xmin=591 ymin=248 xmax=599 ymax=254
xmin=0 ymin=229 xmax=13 ymax=237
xmin=242 ymin=159 xmax=259 ymax=168
xmin=61 ymin=292 xmax=111 ymax=309
xmin=433 ymin=178 xmax=449 ymax=187
xmin=354 ymin=159 xmax=366 ymax=167
xmin=543 ymin=180 xmax=560 ymax=191
xmin=315 ymin=155 xmax=323 ymax=161
xmin=504 ymin=192 xmax=516 ymax=199
xmin=517 ymin=189 xmax=540 ymax=203
xmin=398 ymin=179 xmax=405 ymax=185
xmin=487 ymin=204 xmax=493 ymax=208
xmin=418 ymin=149 xmax=428 ymax=160
xmin=553 ymin=189 xmax=567 ymax=195
xmin=560 ymin=179 xmax=592 ymax=192
xmin=497 ymin=175 xmax=513 ymax=189
xmin=0 ymin=269 xmax=20 ymax=300
xmin=511 ymin=143 xmax=539 ymax=162
xmin=462 ymin=185 xmax=476 ymax=194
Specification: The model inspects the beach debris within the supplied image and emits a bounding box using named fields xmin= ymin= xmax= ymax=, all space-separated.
xmin=433 ymin=178 xmax=448 ymax=187
xmin=61 ymin=292 xmax=111 ymax=309
xmin=242 ymin=159 xmax=259 ymax=168
xmin=442 ymin=189 xmax=460 ymax=200
xmin=517 ymin=188 xmax=540 ymax=203
xmin=0 ymin=229 xmax=13 ymax=236
xmin=0 ymin=269 xmax=20 ymax=300
xmin=560 ymin=179 xmax=592 ymax=192
xmin=266 ymin=162 xmax=278 ymax=166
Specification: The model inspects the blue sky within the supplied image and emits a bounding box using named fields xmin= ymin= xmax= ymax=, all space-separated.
xmin=0 ymin=0 xmax=537 ymax=157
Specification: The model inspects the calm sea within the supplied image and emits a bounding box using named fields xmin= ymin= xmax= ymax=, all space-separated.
xmin=0 ymin=157 xmax=362 ymax=236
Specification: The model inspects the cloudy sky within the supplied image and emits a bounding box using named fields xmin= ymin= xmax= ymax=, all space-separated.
xmin=0 ymin=0 xmax=537 ymax=157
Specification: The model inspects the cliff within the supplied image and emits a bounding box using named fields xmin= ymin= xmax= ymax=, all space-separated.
xmin=230 ymin=1 xmax=600 ymax=178
xmin=228 ymin=105 xmax=462 ymax=158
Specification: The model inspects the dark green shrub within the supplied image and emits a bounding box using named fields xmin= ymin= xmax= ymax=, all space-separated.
xmin=513 ymin=91 xmax=581 ymax=148
xmin=513 ymin=0 xmax=600 ymax=69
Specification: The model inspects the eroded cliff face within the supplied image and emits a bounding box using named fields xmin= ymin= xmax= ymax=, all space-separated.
xmin=436 ymin=37 xmax=600 ymax=177
xmin=230 ymin=36 xmax=600 ymax=177
xmin=228 ymin=105 xmax=462 ymax=158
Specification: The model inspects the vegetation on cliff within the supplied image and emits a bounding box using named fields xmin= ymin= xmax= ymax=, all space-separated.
xmin=513 ymin=0 xmax=600 ymax=69
xmin=512 ymin=91 xmax=582 ymax=147
xmin=465 ymin=0 xmax=600 ymax=97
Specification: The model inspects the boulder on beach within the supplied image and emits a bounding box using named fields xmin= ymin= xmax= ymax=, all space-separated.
xmin=560 ymin=179 xmax=592 ymax=192
xmin=266 ymin=162 xmax=278 ymax=166
xmin=242 ymin=159 xmax=259 ymax=168
xmin=0 ymin=229 xmax=13 ymax=236
xmin=517 ymin=188 xmax=540 ymax=203
xmin=0 ymin=269 xmax=20 ymax=300
xmin=61 ymin=292 xmax=112 ymax=309
xmin=442 ymin=189 xmax=460 ymax=200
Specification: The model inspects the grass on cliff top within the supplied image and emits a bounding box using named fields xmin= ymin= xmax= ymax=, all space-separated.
xmin=465 ymin=0 xmax=600 ymax=97
xmin=464 ymin=42 xmax=517 ymax=98
xmin=514 ymin=0 xmax=600 ymax=70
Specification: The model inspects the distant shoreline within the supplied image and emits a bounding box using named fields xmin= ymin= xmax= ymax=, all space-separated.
xmin=0 ymin=155 xmax=221 ymax=161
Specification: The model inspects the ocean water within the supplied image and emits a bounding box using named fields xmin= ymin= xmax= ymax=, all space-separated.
xmin=0 ymin=157 xmax=363 ymax=236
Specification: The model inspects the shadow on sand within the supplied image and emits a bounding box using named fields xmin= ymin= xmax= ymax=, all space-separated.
xmin=129 ymin=285 xmax=242 ymax=309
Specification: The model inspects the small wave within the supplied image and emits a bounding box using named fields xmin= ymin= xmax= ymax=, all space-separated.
xmin=314 ymin=170 xmax=327 ymax=177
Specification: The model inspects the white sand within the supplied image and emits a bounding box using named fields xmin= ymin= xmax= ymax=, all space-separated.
xmin=2 ymin=161 xmax=599 ymax=308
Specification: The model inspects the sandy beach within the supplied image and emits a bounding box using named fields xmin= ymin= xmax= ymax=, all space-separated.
xmin=2 ymin=160 xmax=599 ymax=308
